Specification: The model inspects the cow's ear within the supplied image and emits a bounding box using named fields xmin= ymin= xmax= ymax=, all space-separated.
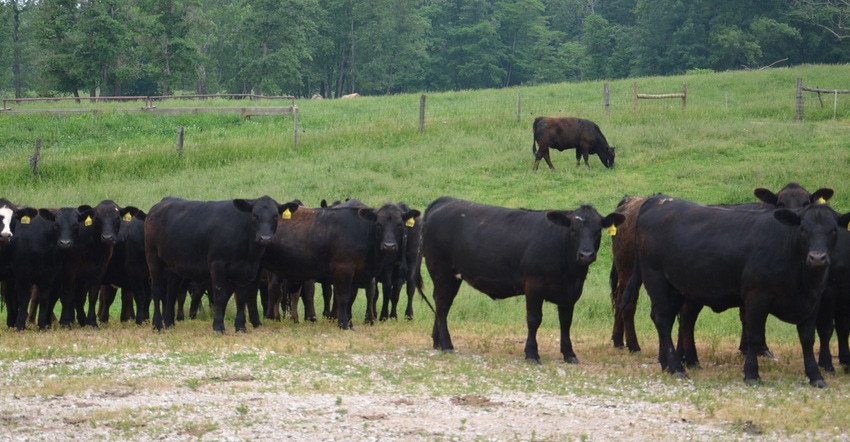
xmin=77 ymin=204 xmax=93 ymax=212
xmin=134 ymin=210 xmax=147 ymax=221
xmin=120 ymin=206 xmax=140 ymax=222
xmin=602 ymin=212 xmax=626 ymax=228
xmin=320 ymin=199 xmax=329 ymax=208
xmin=774 ymin=209 xmax=802 ymax=227
xmin=838 ymin=212 xmax=850 ymax=230
xmin=79 ymin=209 xmax=95 ymax=225
xmin=811 ymin=188 xmax=834 ymax=204
xmin=403 ymin=209 xmax=421 ymax=227
xmin=357 ymin=208 xmax=378 ymax=223
xmin=546 ymin=211 xmax=572 ymax=227
xmin=232 ymin=199 xmax=253 ymax=213
xmin=21 ymin=207 xmax=42 ymax=222
xmin=280 ymin=202 xmax=299 ymax=219
xmin=753 ymin=188 xmax=778 ymax=206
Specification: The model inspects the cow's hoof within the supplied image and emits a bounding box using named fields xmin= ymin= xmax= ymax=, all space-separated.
xmin=628 ymin=345 xmax=642 ymax=353
xmin=442 ymin=349 xmax=455 ymax=355
xmin=821 ymin=366 xmax=836 ymax=376
xmin=526 ymin=358 xmax=542 ymax=365
xmin=236 ymin=328 xmax=247 ymax=333
xmin=760 ymin=349 xmax=775 ymax=359
xmin=612 ymin=342 xmax=625 ymax=350
xmin=564 ymin=356 xmax=579 ymax=364
xmin=744 ymin=377 xmax=761 ymax=387
xmin=811 ymin=379 xmax=828 ymax=388
xmin=214 ymin=329 xmax=225 ymax=336
xmin=673 ymin=372 xmax=690 ymax=381
xmin=251 ymin=322 xmax=262 ymax=328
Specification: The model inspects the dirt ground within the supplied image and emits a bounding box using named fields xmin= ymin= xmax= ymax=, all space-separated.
xmin=0 ymin=353 xmax=768 ymax=441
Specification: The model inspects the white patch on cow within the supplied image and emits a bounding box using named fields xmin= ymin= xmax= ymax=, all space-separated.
xmin=454 ymin=273 xmax=462 ymax=280
xmin=574 ymin=216 xmax=584 ymax=222
xmin=0 ymin=205 xmax=13 ymax=238
xmin=658 ymin=198 xmax=675 ymax=204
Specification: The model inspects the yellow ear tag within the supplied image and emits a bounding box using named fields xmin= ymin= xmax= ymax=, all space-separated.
xmin=21 ymin=216 xmax=30 ymax=225
xmin=816 ymin=197 xmax=826 ymax=204
xmin=405 ymin=218 xmax=415 ymax=228
xmin=606 ymin=225 xmax=617 ymax=236
xmin=282 ymin=208 xmax=292 ymax=220
xmin=85 ymin=216 xmax=93 ymax=227
xmin=123 ymin=213 xmax=132 ymax=222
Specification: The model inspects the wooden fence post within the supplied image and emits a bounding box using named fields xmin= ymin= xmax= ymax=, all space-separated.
xmin=682 ymin=84 xmax=687 ymax=109
xmin=604 ymin=83 xmax=610 ymax=115
xmin=796 ymin=77 xmax=803 ymax=121
xmin=30 ymin=138 xmax=41 ymax=177
xmin=177 ymin=126 xmax=184 ymax=157
xmin=419 ymin=94 xmax=426 ymax=133
xmin=293 ymin=105 xmax=299 ymax=148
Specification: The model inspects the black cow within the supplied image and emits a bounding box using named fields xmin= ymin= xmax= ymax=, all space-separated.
xmin=56 ymin=200 xmax=135 ymax=328
xmin=6 ymin=207 xmax=83 ymax=330
xmin=0 ymin=198 xmax=16 ymax=245
xmin=144 ymin=196 xmax=298 ymax=333
xmin=0 ymin=198 xmax=19 ymax=326
xmin=624 ymin=194 xmax=850 ymax=386
xmin=99 ymin=209 xmax=147 ymax=324
xmin=374 ymin=202 xmax=428 ymax=321
xmin=423 ymin=196 xmax=624 ymax=363
xmin=263 ymin=201 xmax=419 ymax=330
xmin=817 ymin=227 xmax=850 ymax=374
xmin=610 ymin=182 xmax=834 ymax=359
xmin=531 ymin=116 xmax=615 ymax=171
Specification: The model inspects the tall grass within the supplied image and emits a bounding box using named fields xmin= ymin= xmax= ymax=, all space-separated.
xmin=1 ymin=64 xmax=850 ymax=437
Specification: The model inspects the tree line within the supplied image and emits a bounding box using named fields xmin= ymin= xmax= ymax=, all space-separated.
xmin=0 ymin=0 xmax=847 ymax=100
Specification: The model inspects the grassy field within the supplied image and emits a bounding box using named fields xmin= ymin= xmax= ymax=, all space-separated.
xmin=2 ymin=63 xmax=850 ymax=439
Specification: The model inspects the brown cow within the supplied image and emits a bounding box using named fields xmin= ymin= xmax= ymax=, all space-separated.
xmin=531 ymin=116 xmax=615 ymax=171
xmin=610 ymin=182 xmax=834 ymax=358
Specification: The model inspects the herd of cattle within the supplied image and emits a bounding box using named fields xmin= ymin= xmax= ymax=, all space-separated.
xmin=1 ymin=117 xmax=849 ymax=388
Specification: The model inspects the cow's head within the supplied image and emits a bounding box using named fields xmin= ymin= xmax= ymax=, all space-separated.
xmin=547 ymin=205 xmax=625 ymax=265
xmin=774 ymin=204 xmax=849 ymax=268
xmin=234 ymin=196 xmax=300 ymax=246
xmin=357 ymin=203 xmax=421 ymax=254
xmin=598 ymin=146 xmax=615 ymax=169
xmin=0 ymin=200 xmax=16 ymax=245
xmin=754 ymin=182 xmax=834 ymax=209
xmin=79 ymin=200 xmax=136 ymax=246
xmin=51 ymin=207 xmax=84 ymax=250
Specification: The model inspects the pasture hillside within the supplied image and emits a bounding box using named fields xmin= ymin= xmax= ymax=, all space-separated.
xmin=1 ymin=64 xmax=850 ymax=440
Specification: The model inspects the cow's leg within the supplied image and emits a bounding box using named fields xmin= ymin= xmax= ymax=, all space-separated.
xmin=364 ymin=279 xmax=377 ymax=325
xmin=288 ymin=283 xmax=300 ymax=322
xmin=643 ymin=273 xmax=685 ymax=377
xmin=389 ymin=274 xmax=403 ymax=320
xmin=321 ymin=281 xmax=335 ymax=320
xmin=233 ymin=286 xmax=249 ymax=333
xmin=245 ymin=279 xmax=262 ymax=329
xmin=743 ymin=301 xmax=770 ymax=385
xmin=266 ymin=275 xmax=281 ymax=320
xmin=13 ymin=280 xmax=30 ymax=331
xmin=210 ymin=265 xmax=230 ymax=333
xmin=332 ymin=272 xmax=355 ymax=330
xmin=379 ymin=276 xmax=393 ymax=321
xmin=738 ymin=305 xmax=773 ymax=357
xmin=3 ymin=281 xmax=17 ymax=328
xmin=575 ymin=149 xmax=582 ymax=167
xmin=542 ymin=149 xmax=555 ymax=171
xmin=84 ymin=282 xmax=101 ymax=328
xmin=428 ymin=264 xmax=462 ymax=352
xmin=557 ymin=303 xmax=579 ymax=364
xmin=148 ymin=259 xmax=167 ymax=331
xmin=120 ymin=289 xmax=135 ymax=322
xmin=37 ymin=281 xmax=57 ymax=330
xmin=816 ymin=290 xmax=836 ymax=374
xmin=798 ymin=316 xmax=826 ymax=387
xmin=404 ymin=277 xmax=415 ymax=320
xmin=524 ymin=291 xmax=545 ymax=363
xmin=835 ymin=294 xmax=850 ymax=372
xmin=27 ymin=285 xmax=38 ymax=324
xmin=98 ymin=284 xmax=117 ymax=324
xmin=676 ymin=301 xmax=703 ymax=369
xmin=133 ymin=276 xmax=151 ymax=325
xmin=300 ymin=282 xmax=317 ymax=322
xmin=621 ymin=292 xmax=640 ymax=353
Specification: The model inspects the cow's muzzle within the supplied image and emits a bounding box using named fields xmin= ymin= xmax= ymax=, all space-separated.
xmin=578 ymin=251 xmax=597 ymax=265
xmin=807 ymin=251 xmax=829 ymax=268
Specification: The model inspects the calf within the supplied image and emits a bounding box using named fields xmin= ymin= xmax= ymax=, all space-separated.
xmin=531 ymin=116 xmax=615 ymax=171
xmin=624 ymin=195 xmax=850 ymax=386
xmin=263 ymin=201 xmax=419 ymax=330
xmin=144 ymin=196 xmax=298 ymax=333
xmin=423 ymin=196 xmax=624 ymax=363
xmin=374 ymin=202 xmax=428 ymax=321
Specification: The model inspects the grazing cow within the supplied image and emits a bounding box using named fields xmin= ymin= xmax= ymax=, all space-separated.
xmin=98 ymin=209 xmax=148 ymax=324
xmin=623 ymin=194 xmax=850 ymax=386
xmin=423 ymin=196 xmax=624 ymax=363
xmin=610 ymin=183 xmax=833 ymax=358
xmin=144 ymin=196 xmax=299 ymax=333
xmin=531 ymin=116 xmax=615 ymax=171
xmin=263 ymin=201 xmax=419 ymax=330
xmin=56 ymin=200 xmax=135 ymax=328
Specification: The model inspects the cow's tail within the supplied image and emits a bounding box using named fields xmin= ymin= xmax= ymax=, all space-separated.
xmin=618 ymin=256 xmax=642 ymax=315
xmin=531 ymin=116 xmax=543 ymax=156
xmin=609 ymin=262 xmax=619 ymax=311
xmin=413 ymin=259 xmax=434 ymax=314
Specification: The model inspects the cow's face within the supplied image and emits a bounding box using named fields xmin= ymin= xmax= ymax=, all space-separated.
xmin=234 ymin=196 xmax=299 ymax=246
xmin=0 ymin=203 xmax=15 ymax=245
xmin=52 ymin=207 xmax=83 ymax=250
xmin=359 ymin=203 xmax=421 ymax=254
xmin=547 ymin=206 xmax=624 ymax=265
xmin=599 ymin=146 xmax=615 ymax=169
xmin=774 ymin=204 xmax=841 ymax=268
xmin=82 ymin=200 xmax=123 ymax=245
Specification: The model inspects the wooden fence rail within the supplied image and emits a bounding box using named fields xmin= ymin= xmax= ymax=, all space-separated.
xmin=796 ymin=77 xmax=850 ymax=121
xmin=633 ymin=82 xmax=687 ymax=110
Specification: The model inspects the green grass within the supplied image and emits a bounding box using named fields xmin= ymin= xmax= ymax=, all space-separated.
xmin=2 ymin=63 xmax=850 ymax=437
